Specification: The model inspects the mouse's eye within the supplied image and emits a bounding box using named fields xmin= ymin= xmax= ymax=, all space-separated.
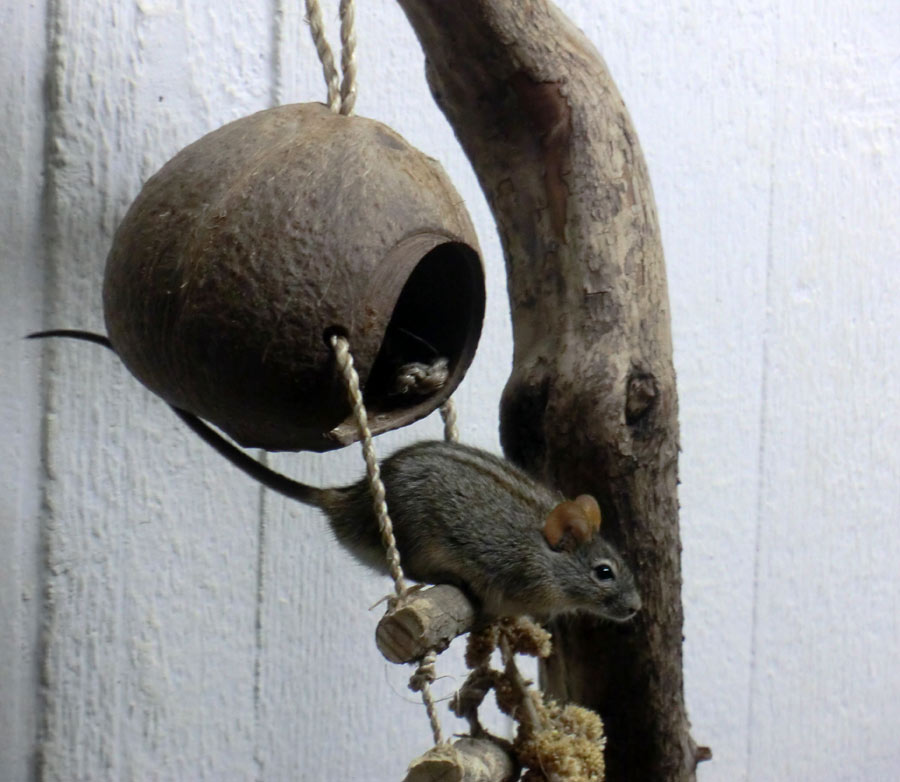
xmin=593 ymin=563 xmax=616 ymax=581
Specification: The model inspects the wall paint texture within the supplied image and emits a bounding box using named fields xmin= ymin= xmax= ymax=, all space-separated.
xmin=2 ymin=1 xmax=898 ymax=780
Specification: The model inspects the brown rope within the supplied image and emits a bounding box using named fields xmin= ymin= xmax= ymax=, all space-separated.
xmin=304 ymin=0 xmax=356 ymax=114
xmin=330 ymin=335 xmax=446 ymax=745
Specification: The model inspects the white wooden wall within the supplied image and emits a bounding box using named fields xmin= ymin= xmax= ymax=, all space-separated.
xmin=2 ymin=1 xmax=898 ymax=780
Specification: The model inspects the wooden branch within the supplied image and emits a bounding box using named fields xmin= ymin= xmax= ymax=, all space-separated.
xmin=375 ymin=584 xmax=475 ymax=663
xmin=404 ymin=738 xmax=517 ymax=782
xmin=395 ymin=1 xmax=700 ymax=778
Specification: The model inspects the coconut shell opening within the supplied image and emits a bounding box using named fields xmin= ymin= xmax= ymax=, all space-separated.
xmin=327 ymin=239 xmax=484 ymax=447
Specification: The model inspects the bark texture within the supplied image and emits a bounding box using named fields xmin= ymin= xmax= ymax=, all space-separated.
xmin=375 ymin=584 xmax=475 ymax=663
xmin=404 ymin=739 xmax=517 ymax=782
xmin=395 ymin=1 xmax=700 ymax=778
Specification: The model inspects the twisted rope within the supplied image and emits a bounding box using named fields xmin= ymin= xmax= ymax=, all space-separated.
xmin=499 ymin=630 xmax=543 ymax=734
xmin=439 ymin=398 xmax=459 ymax=443
xmin=409 ymin=650 xmax=444 ymax=745
xmin=330 ymin=335 xmax=408 ymax=599
xmin=303 ymin=0 xmax=340 ymax=111
xmin=331 ymin=335 xmax=447 ymax=744
xmin=338 ymin=0 xmax=357 ymax=115
xmin=304 ymin=0 xmax=357 ymax=115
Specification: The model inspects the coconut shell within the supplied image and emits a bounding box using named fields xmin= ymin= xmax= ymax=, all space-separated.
xmin=103 ymin=103 xmax=485 ymax=451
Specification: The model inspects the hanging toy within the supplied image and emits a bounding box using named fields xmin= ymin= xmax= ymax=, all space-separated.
xmin=102 ymin=32 xmax=484 ymax=453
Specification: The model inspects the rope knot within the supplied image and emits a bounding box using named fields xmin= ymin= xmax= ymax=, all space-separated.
xmin=409 ymin=650 xmax=439 ymax=694
xmin=391 ymin=357 xmax=450 ymax=396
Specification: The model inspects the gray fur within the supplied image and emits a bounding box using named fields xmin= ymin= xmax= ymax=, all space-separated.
xmin=318 ymin=441 xmax=641 ymax=622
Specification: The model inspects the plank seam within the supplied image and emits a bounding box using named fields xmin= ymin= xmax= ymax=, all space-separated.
xmin=745 ymin=6 xmax=784 ymax=778
xmin=35 ymin=0 xmax=70 ymax=775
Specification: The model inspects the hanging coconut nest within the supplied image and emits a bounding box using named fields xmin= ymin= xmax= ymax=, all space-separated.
xmin=103 ymin=102 xmax=485 ymax=451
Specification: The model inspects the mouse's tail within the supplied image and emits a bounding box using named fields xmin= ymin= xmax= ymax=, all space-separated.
xmin=28 ymin=328 xmax=114 ymax=349
xmin=27 ymin=329 xmax=329 ymax=509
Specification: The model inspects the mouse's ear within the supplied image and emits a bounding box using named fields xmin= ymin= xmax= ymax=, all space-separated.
xmin=574 ymin=494 xmax=602 ymax=533
xmin=544 ymin=499 xmax=592 ymax=552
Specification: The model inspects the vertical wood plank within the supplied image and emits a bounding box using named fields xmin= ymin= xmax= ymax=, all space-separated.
xmin=39 ymin=1 xmax=274 ymax=778
xmin=255 ymin=2 xmax=514 ymax=777
xmin=748 ymin=1 xmax=900 ymax=778
xmin=0 ymin=1 xmax=48 ymax=779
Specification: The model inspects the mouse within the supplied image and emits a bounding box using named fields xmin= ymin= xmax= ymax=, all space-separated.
xmin=28 ymin=329 xmax=642 ymax=623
